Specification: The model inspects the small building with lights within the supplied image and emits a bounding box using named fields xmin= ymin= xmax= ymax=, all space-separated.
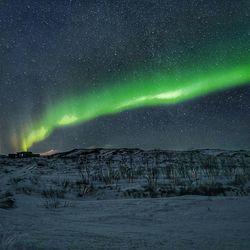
xmin=8 ymin=152 xmax=40 ymax=158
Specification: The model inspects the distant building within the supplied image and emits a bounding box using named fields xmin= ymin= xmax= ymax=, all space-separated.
xmin=8 ymin=152 xmax=40 ymax=158
xmin=8 ymin=154 xmax=17 ymax=159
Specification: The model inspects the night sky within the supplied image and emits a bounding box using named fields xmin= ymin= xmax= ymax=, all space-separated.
xmin=0 ymin=0 xmax=249 ymax=154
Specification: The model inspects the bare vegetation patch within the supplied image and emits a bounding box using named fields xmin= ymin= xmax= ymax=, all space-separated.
xmin=0 ymin=192 xmax=15 ymax=209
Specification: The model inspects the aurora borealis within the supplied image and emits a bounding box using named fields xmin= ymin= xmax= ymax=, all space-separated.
xmin=20 ymin=59 xmax=250 ymax=151
xmin=0 ymin=0 xmax=250 ymax=154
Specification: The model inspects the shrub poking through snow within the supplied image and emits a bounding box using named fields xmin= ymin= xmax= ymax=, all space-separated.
xmin=43 ymin=196 xmax=61 ymax=209
xmin=0 ymin=192 xmax=15 ymax=209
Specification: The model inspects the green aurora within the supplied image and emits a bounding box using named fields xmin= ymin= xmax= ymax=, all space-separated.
xmin=20 ymin=49 xmax=250 ymax=151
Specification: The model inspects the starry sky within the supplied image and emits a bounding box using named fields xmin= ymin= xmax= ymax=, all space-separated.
xmin=0 ymin=0 xmax=249 ymax=154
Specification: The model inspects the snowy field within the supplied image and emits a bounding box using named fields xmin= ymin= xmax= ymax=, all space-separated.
xmin=1 ymin=195 xmax=250 ymax=250
xmin=0 ymin=148 xmax=250 ymax=249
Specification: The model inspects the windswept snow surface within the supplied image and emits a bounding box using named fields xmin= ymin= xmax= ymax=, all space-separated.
xmin=0 ymin=148 xmax=250 ymax=249
xmin=1 ymin=196 xmax=250 ymax=250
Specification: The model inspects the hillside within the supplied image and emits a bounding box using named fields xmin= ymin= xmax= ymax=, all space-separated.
xmin=0 ymin=148 xmax=250 ymax=249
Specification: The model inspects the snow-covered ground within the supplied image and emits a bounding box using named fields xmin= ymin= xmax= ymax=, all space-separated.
xmin=1 ymin=195 xmax=250 ymax=250
xmin=0 ymin=148 xmax=250 ymax=249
